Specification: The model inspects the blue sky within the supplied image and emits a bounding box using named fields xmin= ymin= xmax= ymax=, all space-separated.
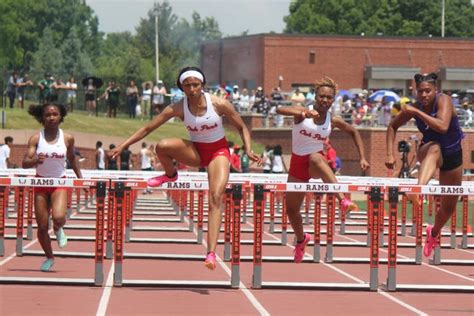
xmin=87 ymin=0 xmax=292 ymax=36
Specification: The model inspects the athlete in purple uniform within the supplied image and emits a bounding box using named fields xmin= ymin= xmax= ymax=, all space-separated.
xmin=385 ymin=73 xmax=464 ymax=257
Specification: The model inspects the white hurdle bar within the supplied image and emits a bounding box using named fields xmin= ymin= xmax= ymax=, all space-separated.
xmin=0 ymin=177 xmax=106 ymax=286
xmin=109 ymin=179 xmax=244 ymax=289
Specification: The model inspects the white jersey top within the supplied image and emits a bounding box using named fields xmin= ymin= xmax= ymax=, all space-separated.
xmin=66 ymin=82 xmax=77 ymax=98
xmin=183 ymin=92 xmax=225 ymax=143
xmin=142 ymin=88 xmax=152 ymax=101
xmin=292 ymin=110 xmax=331 ymax=156
xmin=36 ymin=129 xmax=67 ymax=177
xmin=96 ymin=147 xmax=105 ymax=169
xmin=140 ymin=148 xmax=152 ymax=169
xmin=0 ymin=144 xmax=10 ymax=169
xmin=272 ymin=155 xmax=284 ymax=173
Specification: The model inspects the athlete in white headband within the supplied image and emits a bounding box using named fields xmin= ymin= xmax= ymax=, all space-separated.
xmin=111 ymin=66 xmax=261 ymax=271
xmin=179 ymin=70 xmax=204 ymax=84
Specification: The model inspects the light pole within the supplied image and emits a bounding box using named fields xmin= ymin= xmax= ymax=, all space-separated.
xmin=155 ymin=3 xmax=160 ymax=82
xmin=441 ymin=0 xmax=445 ymax=37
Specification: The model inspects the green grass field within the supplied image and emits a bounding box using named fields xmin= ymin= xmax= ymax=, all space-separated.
xmin=2 ymin=106 xmax=264 ymax=152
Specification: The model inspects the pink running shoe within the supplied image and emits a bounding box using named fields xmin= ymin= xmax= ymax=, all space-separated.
xmin=204 ymin=252 xmax=217 ymax=270
xmin=340 ymin=198 xmax=358 ymax=215
xmin=293 ymin=233 xmax=310 ymax=263
xmin=423 ymin=225 xmax=439 ymax=257
xmin=147 ymin=172 xmax=178 ymax=187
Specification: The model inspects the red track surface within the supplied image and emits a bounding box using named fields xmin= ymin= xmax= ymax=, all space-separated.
xmin=1 ymin=191 xmax=473 ymax=316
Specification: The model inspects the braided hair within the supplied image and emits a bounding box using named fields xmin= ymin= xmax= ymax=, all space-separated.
xmin=414 ymin=72 xmax=438 ymax=86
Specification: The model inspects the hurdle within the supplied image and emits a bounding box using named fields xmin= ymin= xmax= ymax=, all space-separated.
xmin=0 ymin=177 xmax=106 ymax=286
xmin=258 ymin=183 xmax=472 ymax=257
xmin=384 ymin=184 xmax=474 ymax=293
xmin=1 ymin=170 xmax=474 ymax=292
xmin=251 ymin=183 xmax=380 ymax=291
xmin=122 ymin=181 xmax=206 ymax=245
xmin=112 ymin=180 xmax=244 ymax=289
xmin=248 ymin=181 xmax=474 ymax=292
xmin=240 ymin=183 xmax=413 ymax=265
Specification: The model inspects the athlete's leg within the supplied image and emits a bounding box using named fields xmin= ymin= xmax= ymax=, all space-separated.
xmin=286 ymin=175 xmax=306 ymax=243
xmin=154 ymin=138 xmax=201 ymax=176
xmin=205 ymin=155 xmax=230 ymax=253
xmin=34 ymin=193 xmax=53 ymax=258
xmin=308 ymin=152 xmax=345 ymax=201
xmin=432 ymin=165 xmax=463 ymax=236
xmin=416 ymin=142 xmax=443 ymax=185
xmin=408 ymin=142 xmax=443 ymax=207
xmin=50 ymin=189 xmax=68 ymax=231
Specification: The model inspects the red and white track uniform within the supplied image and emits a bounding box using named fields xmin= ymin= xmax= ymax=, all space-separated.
xmin=183 ymin=92 xmax=230 ymax=167
xmin=289 ymin=110 xmax=332 ymax=181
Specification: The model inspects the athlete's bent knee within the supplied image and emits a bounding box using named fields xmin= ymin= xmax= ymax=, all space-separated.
xmin=309 ymin=153 xmax=325 ymax=167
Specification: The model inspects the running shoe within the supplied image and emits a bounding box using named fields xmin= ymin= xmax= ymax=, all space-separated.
xmin=40 ymin=258 xmax=54 ymax=272
xmin=55 ymin=227 xmax=68 ymax=248
xmin=204 ymin=251 xmax=217 ymax=270
xmin=147 ymin=172 xmax=178 ymax=187
xmin=340 ymin=198 xmax=358 ymax=214
xmin=423 ymin=225 xmax=439 ymax=257
xmin=293 ymin=233 xmax=310 ymax=263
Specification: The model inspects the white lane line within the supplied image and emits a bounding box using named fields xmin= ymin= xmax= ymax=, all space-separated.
xmin=340 ymin=231 xmax=474 ymax=282
xmin=457 ymin=248 xmax=474 ymax=254
xmin=184 ymin=215 xmax=270 ymax=316
xmin=421 ymin=261 xmax=473 ymax=281
xmin=336 ymin=223 xmax=472 ymax=314
xmin=1 ymin=203 xmax=85 ymax=267
xmin=96 ymin=262 xmax=115 ymax=316
xmin=377 ymin=290 xmax=428 ymax=316
xmin=246 ymin=217 xmax=426 ymax=315
xmin=0 ymin=239 xmax=39 ymax=266
xmin=257 ymin=224 xmax=366 ymax=283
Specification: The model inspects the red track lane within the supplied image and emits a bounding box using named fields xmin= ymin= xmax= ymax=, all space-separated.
xmin=1 ymin=191 xmax=473 ymax=315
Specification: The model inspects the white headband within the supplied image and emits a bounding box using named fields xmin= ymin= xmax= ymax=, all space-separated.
xmin=179 ymin=70 xmax=204 ymax=84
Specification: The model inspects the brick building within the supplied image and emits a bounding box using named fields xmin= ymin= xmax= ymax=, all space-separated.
xmin=201 ymin=34 xmax=474 ymax=95
xmin=203 ymin=34 xmax=474 ymax=177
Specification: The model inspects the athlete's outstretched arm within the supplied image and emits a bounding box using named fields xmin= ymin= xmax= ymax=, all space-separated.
xmin=111 ymin=102 xmax=182 ymax=159
xmin=276 ymin=104 xmax=319 ymax=124
xmin=332 ymin=116 xmax=369 ymax=170
xmin=385 ymin=111 xmax=413 ymax=170
xmin=400 ymin=94 xmax=452 ymax=134
xmin=212 ymin=96 xmax=261 ymax=164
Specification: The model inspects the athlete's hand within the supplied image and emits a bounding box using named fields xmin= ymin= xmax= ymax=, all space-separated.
xmin=247 ymin=150 xmax=262 ymax=166
xmin=400 ymin=103 xmax=417 ymax=115
xmin=360 ymin=158 xmax=370 ymax=171
xmin=385 ymin=155 xmax=396 ymax=170
xmin=36 ymin=153 xmax=46 ymax=165
xmin=306 ymin=109 xmax=320 ymax=119
xmin=109 ymin=146 xmax=123 ymax=160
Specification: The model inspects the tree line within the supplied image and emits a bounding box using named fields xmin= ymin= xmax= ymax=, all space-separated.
xmin=284 ymin=0 xmax=474 ymax=37
xmin=0 ymin=0 xmax=221 ymax=89
xmin=1 ymin=0 xmax=472 ymax=90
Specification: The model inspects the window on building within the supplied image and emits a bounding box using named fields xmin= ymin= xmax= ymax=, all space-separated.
xmin=309 ymin=51 xmax=316 ymax=64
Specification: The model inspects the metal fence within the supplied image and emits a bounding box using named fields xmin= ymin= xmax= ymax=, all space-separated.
xmin=3 ymin=79 xmax=473 ymax=130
